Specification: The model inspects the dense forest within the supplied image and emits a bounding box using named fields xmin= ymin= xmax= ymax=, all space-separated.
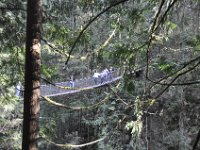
xmin=0 ymin=0 xmax=200 ymax=150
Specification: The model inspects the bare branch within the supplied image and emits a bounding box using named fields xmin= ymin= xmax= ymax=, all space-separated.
xmin=149 ymin=55 xmax=200 ymax=86
xmin=41 ymin=38 xmax=70 ymax=58
xmin=154 ymin=60 xmax=200 ymax=99
xmin=41 ymin=77 xmax=72 ymax=89
xmin=146 ymin=0 xmax=166 ymax=80
xmin=154 ymin=0 xmax=179 ymax=31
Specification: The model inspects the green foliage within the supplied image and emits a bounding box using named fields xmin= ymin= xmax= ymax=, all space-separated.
xmin=43 ymin=23 xmax=71 ymax=48
xmin=166 ymin=20 xmax=177 ymax=30
xmin=83 ymin=116 xmax=106 ymax=126
xmin=41 ymin=64 xmax=59 ymax=80
xmin=186 ymin=35 xmax=200 ymax=51
xmin=154 ymin=56 xmax=177 ymax=74
xmin=158 ymin=63 xmax=174 ymax=72
xmin=123 ymin=75 xmax=136 ymax=93
xmin=75 ymin=28 xmax=92 ymax=46
xmin=111 ymin=44 xmax=133 ymax=65
xmin=40 ymin=118 xmax=56 ymax=137
xmin=0 ymin=56 xmax=21 ymax=147
xmin=0 ymin=130 xmax=22 ymax=150
xmin=125 ymin=120 xmax=143 ymax=137
xmin=125 ymin=97 xmax=143 ymax=138
xmin=1 ymin=0 xmax=200 ymax=149
xmin=0 ymin=100 xmax=22 ymax=150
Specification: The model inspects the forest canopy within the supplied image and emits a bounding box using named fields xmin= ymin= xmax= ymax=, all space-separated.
xmin=0 ymin=0 xmax=200 ymax=150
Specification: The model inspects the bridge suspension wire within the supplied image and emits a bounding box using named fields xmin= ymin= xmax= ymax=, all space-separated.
xmin=40 ymin=132 xmax=107 ymax=149
xmin=41 ymin=95 xmax=109 ymax=111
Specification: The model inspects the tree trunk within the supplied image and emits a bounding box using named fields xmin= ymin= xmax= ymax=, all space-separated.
xmin=22 ymin=0 xmax=42 ymax=150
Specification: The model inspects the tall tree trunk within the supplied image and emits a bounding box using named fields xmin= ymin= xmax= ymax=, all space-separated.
xmin=22 ymin=0 xmax=42 ymax=149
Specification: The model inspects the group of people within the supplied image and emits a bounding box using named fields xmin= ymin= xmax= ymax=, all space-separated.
xmin=93 ymin=67 xmax=114 ymax=84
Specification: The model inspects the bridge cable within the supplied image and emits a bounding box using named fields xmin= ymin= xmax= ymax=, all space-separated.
xmin=41 ymin=95 xmax=109 ymax=111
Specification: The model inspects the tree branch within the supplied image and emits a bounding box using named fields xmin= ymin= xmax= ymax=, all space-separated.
xmin=154 ymin=0 xmax=179 ymax=31
xmin=41 ymin=77 xmax=72 ymax=89
xmin=148 ymin=55 xmax=200 ymax=86
xmin=146 ymin=0 xmax=179 ymax=80
xmin=146 ymin=0 xmax=166 ymax=80
xmin=154 ymin=60 xmax=200 ymax=99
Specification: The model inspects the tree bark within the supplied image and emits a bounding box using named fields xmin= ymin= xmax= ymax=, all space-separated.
xmin=22 ymin=0 xmax=42 ymax=149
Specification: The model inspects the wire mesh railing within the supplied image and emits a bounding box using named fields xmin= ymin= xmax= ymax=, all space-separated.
xmin=41 ymin=69 xmax=121 ymax=97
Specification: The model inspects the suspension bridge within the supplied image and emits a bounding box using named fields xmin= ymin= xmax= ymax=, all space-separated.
xmin=41 ymin=70 xmax=121 ymax=97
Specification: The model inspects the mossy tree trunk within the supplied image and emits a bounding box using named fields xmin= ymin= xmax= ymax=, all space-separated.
xmin=22 ymin=0 xmax=42 ymax=149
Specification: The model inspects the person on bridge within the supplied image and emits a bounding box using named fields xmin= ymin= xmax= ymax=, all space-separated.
xmin=69 ymin=79 xmax=75 ymax=88
xmin=93 ymin=70 xmax=100 ymax=84
xmin=108 ymin=66 xmax=114 ymax=80
xmin=15 ymin=81 xmax=21 ymax=97
xmin=69 ymin=75 xmax=75 ymax=88
xmin=100 ymin=68 xmax=109 ymax=83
